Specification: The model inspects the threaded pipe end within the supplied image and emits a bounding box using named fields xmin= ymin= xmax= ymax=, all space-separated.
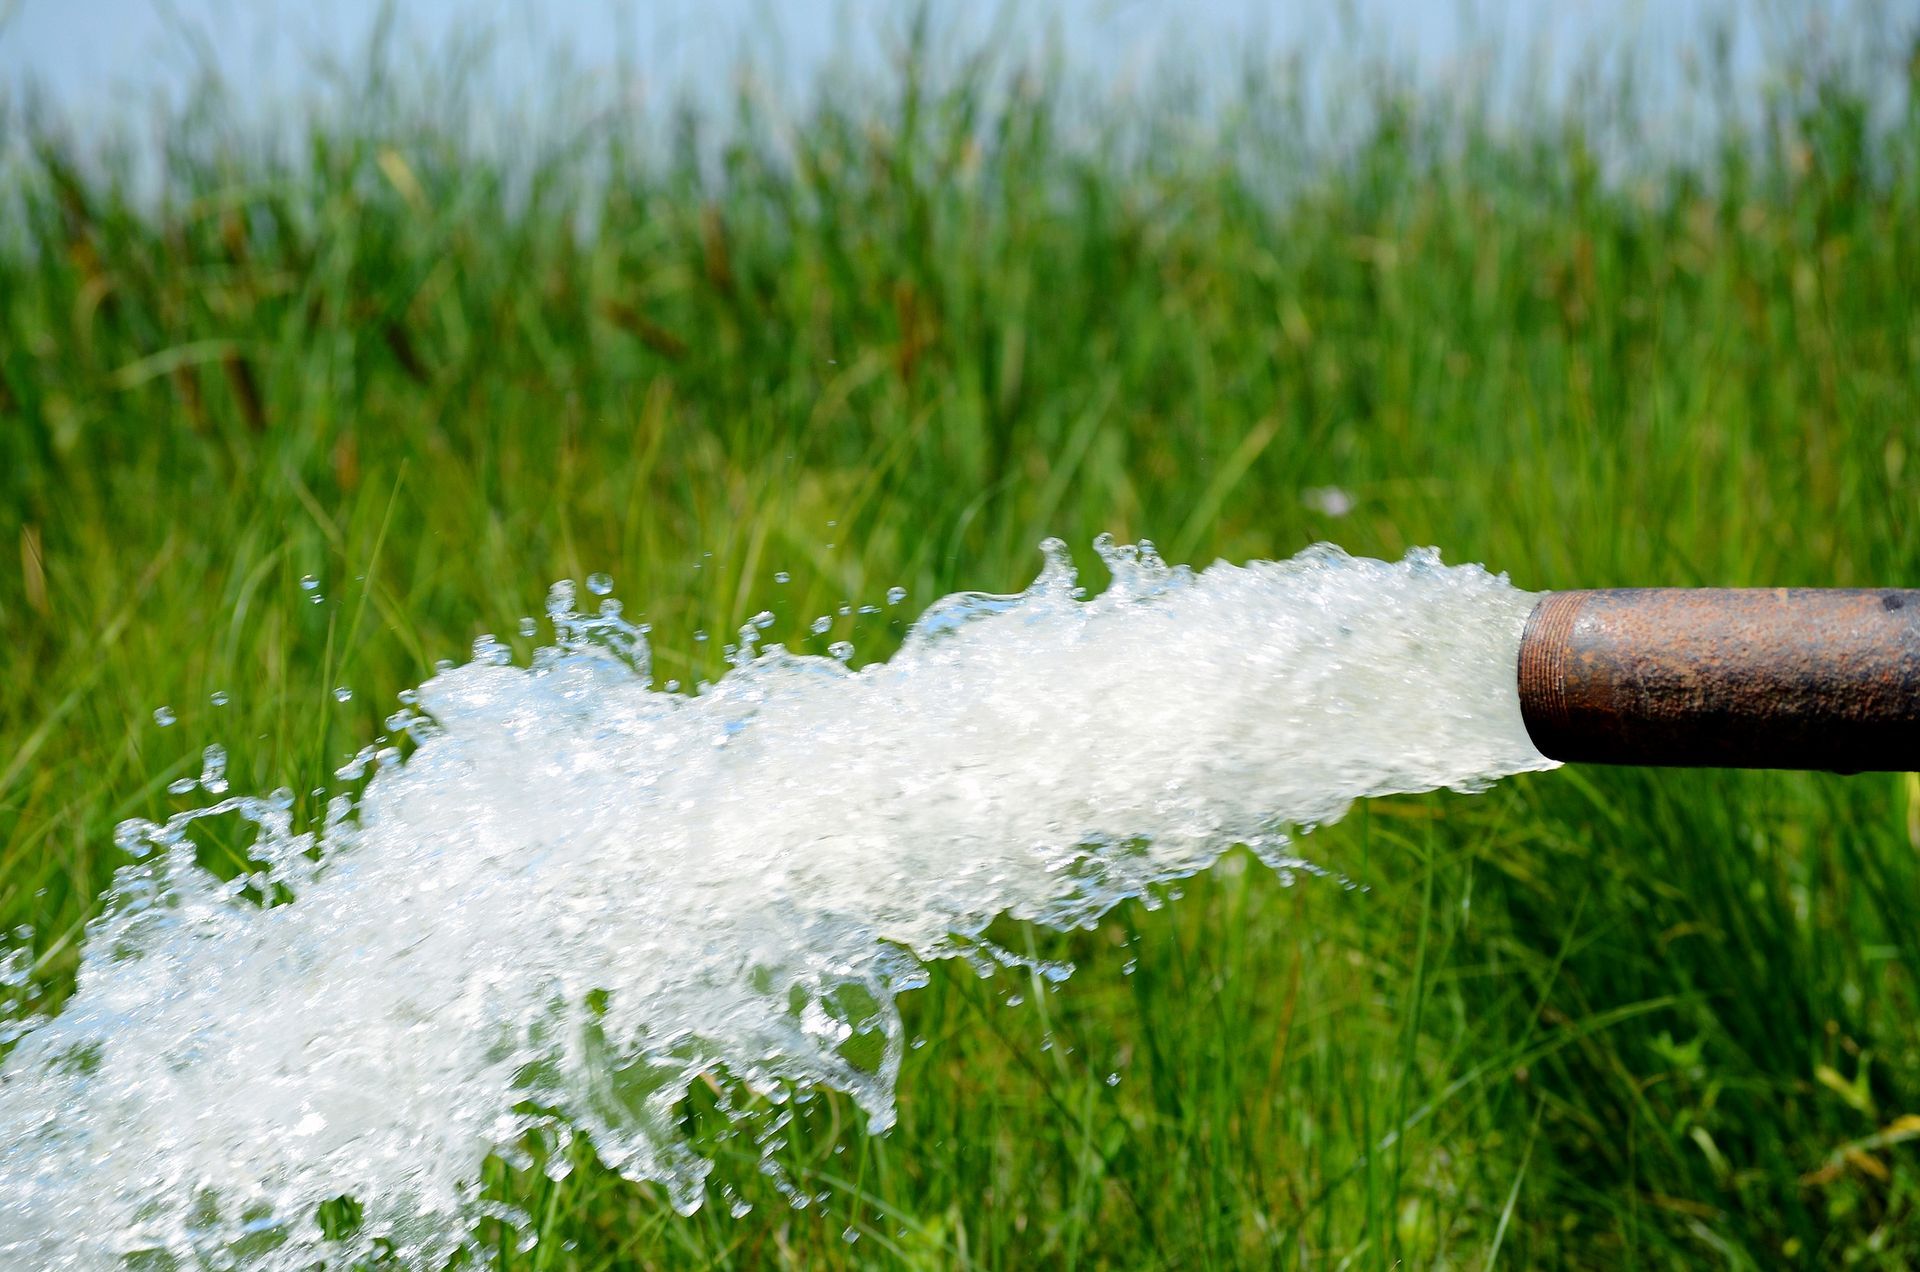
xmin=1517 ymin=591 xmax=1587 ymax=758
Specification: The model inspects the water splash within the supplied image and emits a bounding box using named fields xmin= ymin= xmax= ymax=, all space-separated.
xmin=0 ymin=540 xmax=1554 ymax=1269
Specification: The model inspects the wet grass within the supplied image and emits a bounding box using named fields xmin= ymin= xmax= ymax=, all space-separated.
xmin=3 ymin=24 xmax=1920 ymax=1269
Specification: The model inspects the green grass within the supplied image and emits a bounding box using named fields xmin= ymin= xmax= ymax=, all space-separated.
xmin=4 ymin=26 xmax=1920 ymax=1269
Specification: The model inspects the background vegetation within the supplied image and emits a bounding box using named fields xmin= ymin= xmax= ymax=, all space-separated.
xmin=3 ymin=19 xmax=1919 ymax=1269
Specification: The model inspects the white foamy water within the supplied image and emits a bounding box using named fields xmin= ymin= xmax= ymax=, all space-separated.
xmin=0 ymin=539 xmax=1554 ymax=1269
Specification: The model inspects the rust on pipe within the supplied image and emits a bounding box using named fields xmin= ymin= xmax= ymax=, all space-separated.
xmin=1517 ymin=589 xmax=1920 ymax=771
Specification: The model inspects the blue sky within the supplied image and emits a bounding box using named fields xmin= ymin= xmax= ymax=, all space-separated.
xmin=3 ymin=0 xmax=1857 ymax=132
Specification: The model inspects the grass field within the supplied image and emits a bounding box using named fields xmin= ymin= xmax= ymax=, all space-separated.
xmin=3 ymin=25 xmax=1920 ymax=1269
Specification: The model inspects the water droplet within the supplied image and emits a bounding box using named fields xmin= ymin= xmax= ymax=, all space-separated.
xmin=842 ymin=1226 xmax=860 ymax=1244
xmin=1303 ymin=485 xmax=1356 ymax=517
xmin=858 ymin=605 xmax=880 ymax=615
xmin=886 ymin=586 xmax=907 ymax=605
xmin=167 ymin=777 xmax=197 ymax=796
xmin=692 ymin=630 xmax=709 ymax=643
xmin=751 ymin=611 xmax=775 ymax=630
xmin=828 ymin=641 xmax=855 ymax=662
xmin=729 ymin=1199 xmax=753 ymax=1219
xmin=519 ymin=617 xmax=539 ymax=638
xmin=586 ymin=573 xmax=614 ymax=596
xmin=152 ymin=706 xmax=176 ymax=727
xmin=299 ymin=575 xmax=320 ymax=592
xmin=209 ymin=691 xmax=229 ymax=707
xmin=199 ymin=744 xmax=229 ymax=796
xmin=773 ymin=571 xmax=790 ymax=584
xmin=810 ymin=616 xmax=832 ymax=636
xmin=332 ymin=686 xmax=354 ymax=704
xmin=1106 ymin=1072 xmax=1122 ymax=1087
xmin=472 ymin=634 xmax=511 ymax=666
xmin=837 ymin=604 xmax=852 ymax=617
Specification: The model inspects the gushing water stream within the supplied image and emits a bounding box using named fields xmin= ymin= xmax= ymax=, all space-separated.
xmin=0 ymin=540 xmax=1555 ymax=1269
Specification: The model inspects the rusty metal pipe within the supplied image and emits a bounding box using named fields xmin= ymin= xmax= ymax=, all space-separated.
xmin=1517 ymin=589 xmax=1920 ymax=771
